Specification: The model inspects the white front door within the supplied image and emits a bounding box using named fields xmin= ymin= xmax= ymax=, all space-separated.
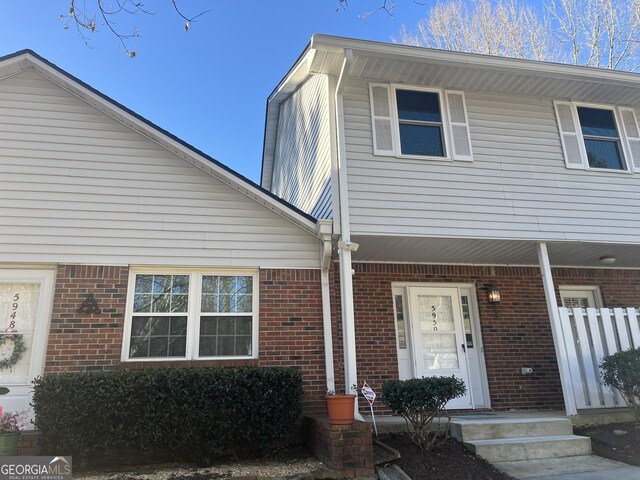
xmin=408 ymin=286 xmax=473 ymax=409
xmin=0 ymin=270 xmax=55 ymax=428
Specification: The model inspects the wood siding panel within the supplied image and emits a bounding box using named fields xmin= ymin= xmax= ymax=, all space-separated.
xmin=343 ymin=78 xmax=640 ymax=243
xmin=0 ymin=68 xmax=319 ymax=268
xmin=271 ymin=75 xmax=333 ymax=219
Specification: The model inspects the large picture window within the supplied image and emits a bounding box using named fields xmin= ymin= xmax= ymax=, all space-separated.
xmin=124 ymin=271 xmax=258 ymax=361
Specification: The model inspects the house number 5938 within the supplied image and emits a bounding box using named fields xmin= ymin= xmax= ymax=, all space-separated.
xmin=432 ymin=305 xmax=438 ymax=331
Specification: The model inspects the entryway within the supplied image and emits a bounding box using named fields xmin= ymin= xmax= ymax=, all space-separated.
xmin=0 ymin=269 xmax=55 ymax=427
xmin=392 ymin=284 xmax=490 ymax=409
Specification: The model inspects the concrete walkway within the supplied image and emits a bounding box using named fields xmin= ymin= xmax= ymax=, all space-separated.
xmin=494 ymin=455 xmax=640 ymax=479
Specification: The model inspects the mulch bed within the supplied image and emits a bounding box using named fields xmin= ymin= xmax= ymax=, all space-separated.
xmin=379 ymin=433 xmax=514 ymax=480
xmin=574 ymin=421 xmax=640 ymax=466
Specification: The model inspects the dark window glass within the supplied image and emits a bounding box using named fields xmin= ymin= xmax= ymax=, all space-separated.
xmin=577 ymin=107 xmax=624 ymax=170
xmin=583 ymin=139 xmax=624 ymax=170
xmin=396 ymin=90 xmax=444 ymax=157
xmin=577 ymin=107 xmax=618 ymax=137
xmin=129 ymin=316 xmax=187 ymax=358
xmin=396 ymin=90 xmax=442 ymax=123
xmin=199 ymin=316 xmax=252 ymax=357
xmin=398 ymin=124 xmax=444 ymax=156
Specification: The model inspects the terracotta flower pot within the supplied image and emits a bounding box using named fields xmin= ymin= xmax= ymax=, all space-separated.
xmin=326 ymin=394 xmax=356 ymax=424
xmin=0 ymin=432 xmax=20 ymax=456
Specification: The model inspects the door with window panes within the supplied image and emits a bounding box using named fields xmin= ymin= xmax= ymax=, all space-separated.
xmin=408 ymin=287 xmax=473 ymax=409
xmin=0 ymin=270 xmax=55 ymax=428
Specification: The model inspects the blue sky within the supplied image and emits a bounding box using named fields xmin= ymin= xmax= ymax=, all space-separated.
xmin=0 ymin=1 xmax=432 ymax=182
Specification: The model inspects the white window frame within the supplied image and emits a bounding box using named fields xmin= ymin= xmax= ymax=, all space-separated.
xmin=390 ymin=85 xmax=452 ymax=161
xmin=557 ymin=100 xmax=634 ymax=174
xmin=121 ymin=268 xmax=259 ymax=362
xmin=559 ymin=285 xmax=603 ymax=309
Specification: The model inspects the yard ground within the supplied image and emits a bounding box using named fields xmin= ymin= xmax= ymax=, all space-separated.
xmin=379 ymin=433 xmax=514 ymax=480
xmin=574 ymin=421 xmax=640 ymax=467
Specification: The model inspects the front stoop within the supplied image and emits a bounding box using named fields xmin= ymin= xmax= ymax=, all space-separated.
xmin=450 ymin=417 xmax=592 ymax=463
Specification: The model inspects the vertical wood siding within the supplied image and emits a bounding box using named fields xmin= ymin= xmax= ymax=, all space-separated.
xmin=0 ymin=68 xmax=320 ymax=268
xmin=343 ymin=77 xmax=640 ymax=243
xmin=271 ymin=75 xmax=333 ymax=219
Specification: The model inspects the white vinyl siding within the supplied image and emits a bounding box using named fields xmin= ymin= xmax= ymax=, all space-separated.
xmin=0 ymin=68 xmax=320 ymax=268
xmin=343 ymin=77 xmax=640 ymax=243
xmin=271 ymin=75 xmax=333 ymax=219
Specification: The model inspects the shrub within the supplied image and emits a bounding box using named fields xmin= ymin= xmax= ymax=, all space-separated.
xmin=601 ymin=347 xmax=640 ymax=423
xmin=382 ymin=376 xmax=466 ymax=450
xmin=32 ymin=367 xmax=303 ymax=464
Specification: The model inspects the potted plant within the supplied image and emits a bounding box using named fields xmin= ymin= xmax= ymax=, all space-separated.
xmin=0 ymin=407 xmax=27 ymax=455
xmin=326 ymin=385 xmax=358 ymax=424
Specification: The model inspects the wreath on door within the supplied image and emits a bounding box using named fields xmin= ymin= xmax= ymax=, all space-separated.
xmin=0 ymin=329 xmax=26 ymax=370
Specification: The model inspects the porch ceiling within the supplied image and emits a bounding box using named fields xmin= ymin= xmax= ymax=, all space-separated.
xmin=349 ymin=235 xmax=640 ymax=268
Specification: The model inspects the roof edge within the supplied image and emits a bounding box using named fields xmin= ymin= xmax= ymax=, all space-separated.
xmin=0 ymin=49 xmax=318 ymax=232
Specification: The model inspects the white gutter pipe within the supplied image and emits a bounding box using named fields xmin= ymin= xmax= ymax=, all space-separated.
xmin=317 ymin=220 xmax=336 ymax=393
xmin=334 ymin=49 xmax=363 ymax=420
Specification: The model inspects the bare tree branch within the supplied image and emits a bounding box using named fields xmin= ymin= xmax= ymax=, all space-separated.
xmin=398 ymin=0 xmax=640 ymax=72
xmin=60 ymin=1 xmax=210 ymax=57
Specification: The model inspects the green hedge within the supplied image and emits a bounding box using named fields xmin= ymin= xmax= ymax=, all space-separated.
xmin=32 ymin=367 xmax=303 ymax=463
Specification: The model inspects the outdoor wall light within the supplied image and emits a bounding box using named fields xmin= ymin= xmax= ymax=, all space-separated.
xmin=487 ymin=285 xmax=501 ymax=305
xmin=599 ymin=255 xmax=616 ymax=265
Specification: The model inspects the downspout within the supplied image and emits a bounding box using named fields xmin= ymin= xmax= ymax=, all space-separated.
xmin=334 ymin=49 xmax=363 ymax=420
xmin=317 ymin=220 xmax=335 ymax=393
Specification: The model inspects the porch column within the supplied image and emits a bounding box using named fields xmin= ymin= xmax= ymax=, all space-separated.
xmin=536 ymin=242 xmax=578 ymax=416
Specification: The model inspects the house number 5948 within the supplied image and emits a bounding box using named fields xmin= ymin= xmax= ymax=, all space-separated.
xmin=432 ymin=305 xmax=438 ymax=331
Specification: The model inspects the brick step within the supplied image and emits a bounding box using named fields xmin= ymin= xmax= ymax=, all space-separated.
xmin=450 ymin=417 xmax=573 ymax=441
xmin=464 ymin=435 xmax=592 ymax=462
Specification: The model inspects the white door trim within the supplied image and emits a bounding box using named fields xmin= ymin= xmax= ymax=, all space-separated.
xmin=391 ymin=282 xmax=490 ymax=409
xmin=0 ymin=269 xmax=56 ymax=428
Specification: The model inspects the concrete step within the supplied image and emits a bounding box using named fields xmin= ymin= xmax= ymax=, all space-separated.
xmin=464 ymin=434 xmax=592 ymax=462
xmin=375 ymin=465 xmax=412 ymax=480
xmin=450 ymin=417 xmax=573 ymax=441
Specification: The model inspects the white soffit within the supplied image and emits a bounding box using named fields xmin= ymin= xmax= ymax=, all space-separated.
xmin=351 ymin=235 xmax=640 ymax=268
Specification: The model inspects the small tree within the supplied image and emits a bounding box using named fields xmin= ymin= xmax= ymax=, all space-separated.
xmin=382 ymin=376 xmax=466 ymax=450
xmin=601 ymin=347 xmax=640 ymax=423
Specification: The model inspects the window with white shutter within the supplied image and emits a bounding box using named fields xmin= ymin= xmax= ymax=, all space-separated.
xmin=445 ymin=91 xmax=474 ymax=161
xmin=619 ymin=107 xmax=640 ymax=172
xmin=554 ymin=101 xmax=635 ymax=172
xmin=369 ymin=83 xmax=473 ymax=161
xmin=369 ymin=84 xmax=395 ymax=155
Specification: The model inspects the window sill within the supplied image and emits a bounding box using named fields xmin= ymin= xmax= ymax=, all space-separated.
xmin=120 ymin=358 xmax=259 ymax=370
xmin=584 ymin=166 xmax=634 ymax=175
xmin=396 ymin=154 xmax=452 ymax=162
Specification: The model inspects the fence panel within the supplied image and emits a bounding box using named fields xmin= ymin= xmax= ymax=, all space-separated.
xmin=558 ymin=307 xmax=640 ymax=410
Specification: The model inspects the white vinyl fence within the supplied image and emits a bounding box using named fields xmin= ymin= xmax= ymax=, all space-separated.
xmin=558 ymin=307 xmax=640 ymax=410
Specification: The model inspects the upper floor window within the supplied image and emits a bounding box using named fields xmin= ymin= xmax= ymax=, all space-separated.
xmin=554 ymin=101 xmax=640 ymax=172
xmin=395 ymin=89 xmax=445 ymax=157
xmin=123 ymin=270 xmax=258 ymax=361
xmin=577 ymin=107 xmax=624 ymax=170
xmin=370 ymin=84 xmax=474 ymax=162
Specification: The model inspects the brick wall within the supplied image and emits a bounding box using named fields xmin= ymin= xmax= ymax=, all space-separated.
xmin=44 ymin=266 xmax=327 ymax=414
xmin=334 ymin=263 xmax=640 ymax=413
xmin=45 ymin=265 xmax=129 ymax=373
xmin=304 ymin=417 xmax=375 ymax=479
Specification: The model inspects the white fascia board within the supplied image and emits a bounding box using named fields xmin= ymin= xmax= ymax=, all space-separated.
xmin=10 ymin=52 xmax=318 ymax=237
xmin=311 ymin=34 xmax=640 ymax=88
